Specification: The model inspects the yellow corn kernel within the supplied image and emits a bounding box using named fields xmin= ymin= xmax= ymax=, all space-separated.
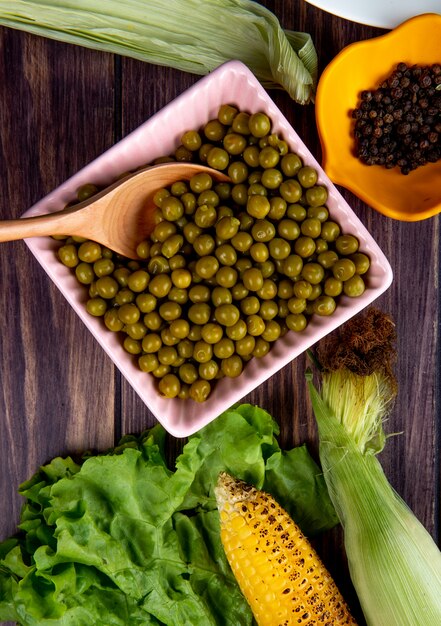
xmin=215 ymin=472 xmax=358 ymax=626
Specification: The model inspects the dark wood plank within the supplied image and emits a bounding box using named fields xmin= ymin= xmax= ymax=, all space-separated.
xmin=0 ymin=30 xmax=117 ymax=544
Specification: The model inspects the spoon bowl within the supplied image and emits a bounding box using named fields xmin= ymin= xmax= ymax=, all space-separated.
xmin=0 ymin=162 xmax=229 ymax=258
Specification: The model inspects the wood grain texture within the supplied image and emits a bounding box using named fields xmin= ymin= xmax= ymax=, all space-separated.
xmin=0 ymin=2 xmax=439 ymax=625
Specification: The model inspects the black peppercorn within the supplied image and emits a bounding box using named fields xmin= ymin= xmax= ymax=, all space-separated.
xmin=352 ymin=63 xmax=441 ymax=174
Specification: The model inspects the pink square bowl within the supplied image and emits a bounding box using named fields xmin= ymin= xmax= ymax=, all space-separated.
xmin=22 ymin=60 xmax=393 ymax=437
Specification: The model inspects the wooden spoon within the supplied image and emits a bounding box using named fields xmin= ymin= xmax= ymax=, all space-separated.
xmin=0 ymin=163 xmax=229 ymax=259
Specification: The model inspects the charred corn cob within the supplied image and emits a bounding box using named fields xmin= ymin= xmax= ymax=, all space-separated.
xmin=215 ymin=472 xmax=357 ymax=626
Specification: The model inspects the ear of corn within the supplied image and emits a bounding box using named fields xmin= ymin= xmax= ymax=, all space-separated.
xmin=215 ymin=472 xmax=357 ymax=626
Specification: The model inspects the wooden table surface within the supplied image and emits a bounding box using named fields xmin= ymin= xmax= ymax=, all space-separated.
xmin=0 ymin=2 xmax=439 ymax=624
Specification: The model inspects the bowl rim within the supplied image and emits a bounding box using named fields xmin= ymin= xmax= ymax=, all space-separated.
xmin=315 ymin=12 xmax=441 ymax=222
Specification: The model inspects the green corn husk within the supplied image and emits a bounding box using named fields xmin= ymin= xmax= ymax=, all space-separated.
xmin=0 ymin=0 xmax=317 ymax=104
xmin=306 ymin=315 xmax=441 ymax=625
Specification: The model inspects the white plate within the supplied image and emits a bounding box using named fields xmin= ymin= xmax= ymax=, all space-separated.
xmin=305 ymin=1 xmax=441 ymax=29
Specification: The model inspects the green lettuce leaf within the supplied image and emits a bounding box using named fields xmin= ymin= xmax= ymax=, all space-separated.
xmin=0 ymin=404 xmax=336 ymax=625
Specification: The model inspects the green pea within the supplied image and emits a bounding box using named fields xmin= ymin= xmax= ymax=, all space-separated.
xmin=189 ymin=379 xmax=211 ymax=402
xmin=144 ymin=311 xmax=162 ymax=331
xmin=242 ymin=267 xmax=264 ymax=291
xmin=216 ymin=216 xmax=240 ymax=240
xmin=169 ymin=318 xmax=190 ymax=339
xmin=114 ymin=287 xmax=135 ymax=306
xmin=161 ymin=196 xmax=184 ymax=221
xmin=104 ymin=308 xmax=124 ymax=332
xmin=279 ymin=179 xmax=302 ymax=203
xmin=211 ymin=286 xmax=232 ymax=307
xmin=158 ymin=373 xmax=181 ymax=398
xmin=221 ymin=355 xmax=243 ymax=378
xmin=193 ymin=340 xmax=213 ymax=363
xmin=223 ymin=133 xmax=247 ymax=155
xmin=343 ymin=275 xmax=366 ymax=297
xmin=136 ymin=293 xmax=157 ymax=313
xmin=198 ymin=360 xmax=219 ymax=381
xmin=188 ymin=303 xmax=211 ymax=325
xmin=226 ymin=319 xmax=247 ymax=340
xmin=86 ymin=297 xmax=107 ymax=317
xmin=138 ymin=353 xmax=160 ymax=373
xmin=261 ymin=320 xmax=281 ymax=342
xmin=193 ymin=233 xmax=216 ymax=256
xmin=324 ymin=277 xmax=343 ymax=297
xmin=149 ymin=274 xmax=172 ymax=298
xmin=231 ymin=231 xmax=253 ymax=253
xmin=96 ymin=276 xmax=119 ymax=299
xmin=301 ymin=218 xmax=322 ymax=238
xmin=243 ymin=145 xmax=260 ymax=167
xmin=332 ymin=259 xmax=356 ymax=281
xmin=118 ymin=303 xmax=140 ymax=324
xmin=335 ymin=235 xmax=360 ymax=256
xmin=189 ymin=172 xmax=212 ymax=194
xmin=246 ymin=314 xmax=265 ymax=336
xmin=259 ymin=300 xmax=278 ymax=320
xmin=293 ymin=280 xmax=313 ymax=299
xmin=349 ymin=252 xmax=370 ymax=275
xmin=307 ymin=206 xmax=329 ymax=221
xmin=207 ymin=147 xmax=229 ymax=170
xmin=297 ymin=166 xmax=318 ymax=188
xmin=218 ymin=104 xmax=238 ymax=125
xmin=286 ymin=313 xmax=307 ymax=332
xmin=189 ymin=284 xmax=211 ymax=303
xmin=214 ymin=303 xmax=240 ymax=327
xmin=317 ymin=250 xmax=339 ymax=269
xmin=194 ymin=204 xmax=217 ymax=228
xmin=249 ymin=112 xmax=271 ymax=137
xmin=216 ymin=266 xmax=238 ymax=288
xmin=257 ymin=279 xmax=277 ymax=301
xmin=286 ymin=204 xmax=307 ymax=221
xmin=213 ymin=337 xmax=235 ymax=359
xmin=179 ymin=362 xmax=198 ymax=384
xmin=201 ymin=323 xmax=224 ymax=344
xmin=78 ymin=241 xmax=102 ymax=263
xmin=75 ymin=262 xmax=94 ymax=285
xmin=301 ymin=262 xmax=325 ymax=285
xmin=204 ymin=119 xmax=226 ymax=142
xmin=252 ymin=337 xmax=270 ymax=358
xmin=246 ymin=195 xmax=271 ymax=220
xmin=127 ymin=270 xmax=150 ymax=293
xmin=268 ymin=238 xmax=291 ymax=260
xmin=58 ymin=244 xmax=79 ymax=267
xmin=124 ymin=321 xmax=147 ymax=341
xmin=313 ymin=295 xmax=336 ymax=316
xmin=321 ymin=221 xmax=341 ymax=242
xmin=281 ymin=153 xmax=302 ymax=177
xmin=232 ymin=111 xmax=251 ymax=135
xmin=228 ymin=161 xmax=248 ymax=183
xmin=277 ymin=219 xmax=300 ymax=241
xmin=261 ymin=168 xmax=283 ymax=190
xmin=241 ymin=296 xmax=260 ymax=316
xmin=294 ymin=236 xmax=316 ymax=258
xmin=287 ymin=297 xmax=306 ymax=314
xmin=195 ymin=255 xmax=219 ymax=279
xmin=251 ymin=219 xmax=276 ymax=243
xmin=123 ymin=337 xmax=142 ymax=355
xmin=283 ymin=254 xmax=303 ymax=278
xmin=142 ymin=333 xmax=162 ymax=353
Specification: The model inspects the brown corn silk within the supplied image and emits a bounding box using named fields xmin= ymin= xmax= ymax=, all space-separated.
xmin=316 ymin=307 xmax=397 ymax=384
xmin=215 ymin=472 xmax=357 ymax=626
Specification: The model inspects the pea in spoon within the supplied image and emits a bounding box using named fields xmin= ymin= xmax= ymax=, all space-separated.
xmin=0 ymin=162 xmax=229 ymax=259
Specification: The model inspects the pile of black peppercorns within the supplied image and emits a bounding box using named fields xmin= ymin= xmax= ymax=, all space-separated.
xmin=352 ymin=62 xmax=441 ymax=175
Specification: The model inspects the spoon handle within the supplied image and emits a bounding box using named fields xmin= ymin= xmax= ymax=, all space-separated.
xmin=0 ymin=208 xmax=88 ymax=244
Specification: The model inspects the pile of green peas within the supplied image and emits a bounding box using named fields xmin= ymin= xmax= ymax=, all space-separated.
xmin=57 ymin=104 xmax=370 ymax=402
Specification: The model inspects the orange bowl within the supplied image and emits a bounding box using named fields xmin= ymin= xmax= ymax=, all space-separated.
xmin=315 ymin=13 xmax=441 ymax=221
